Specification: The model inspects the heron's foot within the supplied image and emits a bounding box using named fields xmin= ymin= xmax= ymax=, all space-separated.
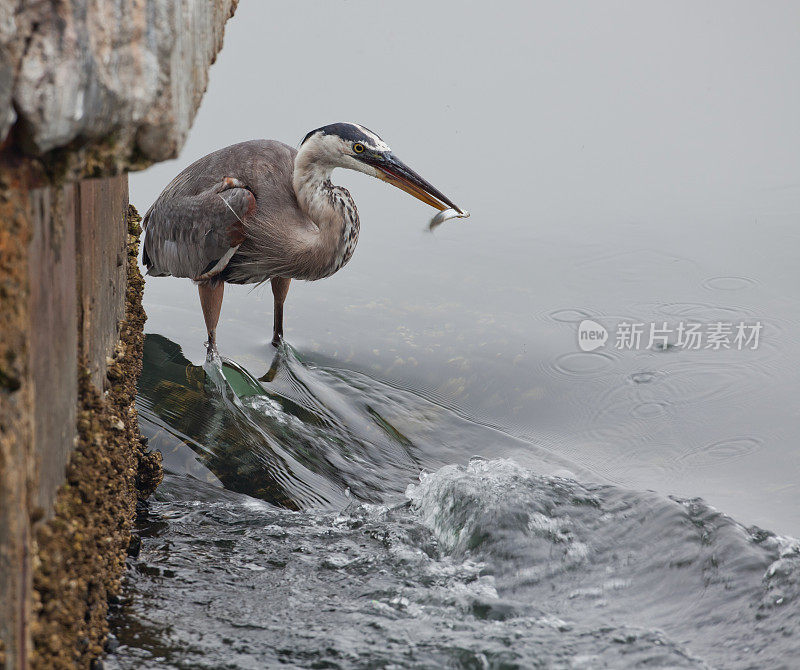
xmin=205 ymin=331 xmax=220 ymax=362
xmin=260 ymin=352 xmax=281 ymax=383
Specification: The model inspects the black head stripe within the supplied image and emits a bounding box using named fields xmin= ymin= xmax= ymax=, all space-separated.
xmin=300 ymin=127 xmax=322 ymax=146
xmin=300 ymin=122 xmax=383 ymax=147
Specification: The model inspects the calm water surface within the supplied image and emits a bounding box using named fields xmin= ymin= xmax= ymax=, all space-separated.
xmin=109 ymin=2 xmax=800 ymax=667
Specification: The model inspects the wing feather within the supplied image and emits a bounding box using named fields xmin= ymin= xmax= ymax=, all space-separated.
xmin=143 ymin=177 xmax=255 ymax=280
xmin=141 ymin=139 xmax=302 ymax=283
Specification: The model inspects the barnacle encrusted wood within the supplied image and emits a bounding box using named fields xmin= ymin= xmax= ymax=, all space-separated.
xmin=0 ymin=2 xmax=238 ymax=666
xmin=30 ymin=206 xmax=162 ymax=668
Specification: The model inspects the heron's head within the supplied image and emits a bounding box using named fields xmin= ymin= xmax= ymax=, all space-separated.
xmin=298 ymin=122 xmax=464 ymax=213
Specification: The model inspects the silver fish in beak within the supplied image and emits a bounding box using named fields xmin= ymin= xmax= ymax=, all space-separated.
xmin=428 ymin=207 xmax=470 ymax=232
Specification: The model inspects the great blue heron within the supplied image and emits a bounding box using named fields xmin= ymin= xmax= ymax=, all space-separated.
xmin=142 ymin=122 xmax=465 ymax=357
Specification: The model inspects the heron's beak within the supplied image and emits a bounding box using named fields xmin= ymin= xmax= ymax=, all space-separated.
xmin=368 ymin=153 xmax=465 ymax=213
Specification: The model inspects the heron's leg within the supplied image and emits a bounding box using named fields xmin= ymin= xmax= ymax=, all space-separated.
xmin=198 ymin=280 xmax=225 ymax=358
xmin=271 ymin=277 xmax=291 ymax=346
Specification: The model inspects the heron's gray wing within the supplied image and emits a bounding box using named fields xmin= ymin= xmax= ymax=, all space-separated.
xmin=142 ymin=178 xmax=255 ymax=280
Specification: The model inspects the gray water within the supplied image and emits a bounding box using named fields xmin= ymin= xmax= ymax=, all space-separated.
xmin=108 ymin=2 xmax=800 ymax=667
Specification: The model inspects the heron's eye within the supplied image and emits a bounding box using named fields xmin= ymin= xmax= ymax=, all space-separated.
xmin=353 ymin=143 xmax=365 ymax=154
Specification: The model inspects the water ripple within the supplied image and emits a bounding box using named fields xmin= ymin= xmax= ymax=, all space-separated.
xmin=548 ymin=308 xmax=596 ymax=323
xmin=703 ymin=276 xmax=759 ymax=291
xmin=552 ymin=351 xmax=617 ymax=377
xmin=678 ymin=437 xmax=763 ymax=468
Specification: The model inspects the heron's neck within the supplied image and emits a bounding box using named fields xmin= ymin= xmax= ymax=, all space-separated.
xmin=292 ymin=149 xmax=360 ymax=276
xmin=293 ymin=157 xmax=337 ymax=223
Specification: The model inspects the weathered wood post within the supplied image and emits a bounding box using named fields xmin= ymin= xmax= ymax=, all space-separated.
xmin=0 ymin=2 xmax=238 ymax=667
